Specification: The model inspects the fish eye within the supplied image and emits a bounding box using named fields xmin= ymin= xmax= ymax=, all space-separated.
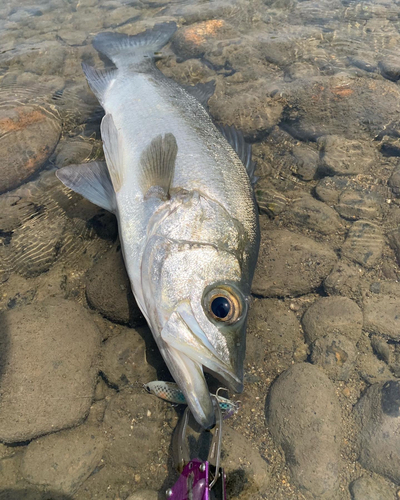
xmin=203 ymin=287 xmax=242 ymax=324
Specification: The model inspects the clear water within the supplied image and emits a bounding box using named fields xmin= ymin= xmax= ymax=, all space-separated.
xmin=1 ymin=0 xmax=400 ymax=498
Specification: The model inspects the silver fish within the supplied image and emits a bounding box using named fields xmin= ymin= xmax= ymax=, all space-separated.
xmin=57 ymin=22 xmax=259 ymax=428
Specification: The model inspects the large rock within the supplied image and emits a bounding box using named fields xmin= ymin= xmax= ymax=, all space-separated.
xmin=0 ymin=104 xmax=61 ymax=194
xmin=364 ymin=295 xmax=400 ymax=340
xmin=341 ymin=220 xmax=384 ymax=268
xmin=86 ymin=245 xmax=143 ymax=325
xmin=0 ymin=299 xmax=100 ymax=442
xmin=355 ymin=380 xmax=400 ymax=484
xmin=21 ymin=425 xmax=105 ymax=495
xmin=252 ymin=223 xmax=337 ymax=297
xmin=301 ymin=296 xmax=363 ymax=343
xmin=349 ymin=475 xmax=396 ymax=500
xmin=267 ymin=363 xmax=341 ymax=499
xmin=100 ymin=328 xmax=157 ymax=388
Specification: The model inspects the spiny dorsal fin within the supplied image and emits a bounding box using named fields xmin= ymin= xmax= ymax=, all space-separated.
xmin=140 ymin=133 xmax=178 ymax=199
xmin=56 ymin=161 xmax=116 ymax=213
xmin=101 ymin=113 xmax=124 ymax=192
xmin=217 ymin=124 xmax=258 ymax=186
xmin=183 ymin=80 xmax=215 ymax=110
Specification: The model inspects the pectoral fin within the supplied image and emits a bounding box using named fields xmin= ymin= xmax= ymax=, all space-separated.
xmin=56 ymin=161 xmax=116 ymax=212
xmin=139 ymin=133 xmax=178 ymax=200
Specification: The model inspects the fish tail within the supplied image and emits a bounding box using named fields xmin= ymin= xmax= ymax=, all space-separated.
xmin=92 ymin=22 xmax=177 ymax=68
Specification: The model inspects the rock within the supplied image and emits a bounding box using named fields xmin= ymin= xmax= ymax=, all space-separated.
xmin=0 ymin=104 xmax=61 ymax=194
xmin=323 ymin=260 xmax=363 ymax=301
xmin=86 ymin=245 xmax=143 ymax=325
xmin=364 ymin=295 xmax=400 ymax=340
xmin=341 ymin=220 xmax=384 ymax=268
xmin=286 ymin=193 xmax=344 ymax=236
xmin=317 ymin=135 xmax=375 ymax=176
xmin=246 ymin=298 xmax=307 ymax=372
xmin=0 ymin=452 xmax=21 ymax=489
xmin=379 ymin=55 xmax=400 ymax=81
xmin=21 ymin=425 xmax=105 ymax=495
xmin=126 ymin=492 xmax=158 ymax=500
xmin=370 ymin=335 xmax=391 ymax=364
xmin=290 ymin=144 xmax=319 ymax=181
xmin=0 ymin=299 xmax=100 ymax=442
xmin=267 ymin=363 xmax=341 ymax=498
xmin=209 ymin=82 xmax=283 ymax=140
xmin=100 ymin=328 xmax=156 ymax=388
xmin=388 ymin=229 xmax=400 ymax=266
xmin=357 ymin=336 xmax=395 ymax=385
xmin=254 ymin=179 xmax=288 ymax=217
xmin=315 ymin=176 xmax=351 ymax=205
xmin=171 ymin=20 xmax=236 ymax=60
xmin=223 ymin=425 xmax=271 ymax=498
xmin=252 ymin=222 xmax=337 ymax=297
xmin=103 ymin=389 xmax=164 ymax=468
xmin=388 ymin=166 xmax=400 ymax=197
xmin=54 ymin=137 xmax=95 ymax=168
xmin=355 ymin=380 xmax=400 ymax=483
xmin=349 ymin=476 xmax=396 ymax=500
xmin=310 ymin=333 xmax=357 ymax=381
xmin=302 ymin=296 xmax=363 ymax=343
xmin=8 ymin=213 xmax=66 ymax=277
xmin=336 ymin=189 xmax=384 ymax=221
xmin=279 ymin=74 xmax=400 ymax=141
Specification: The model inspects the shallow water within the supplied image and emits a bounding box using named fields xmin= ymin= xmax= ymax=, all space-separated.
xmin=1 ymin=0 xmax=400 ymax=499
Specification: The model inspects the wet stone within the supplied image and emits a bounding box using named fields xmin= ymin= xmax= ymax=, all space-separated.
xmin=355 ymin=380 xmax=400 ymax=483
xmin=317 ymin=135 xmax=375 ymax=177
xmin=357 ymin=336 xmax=395 ymax=385
xmin=290 ymin=144 xmax=319 ymax=181
xmin=302 ymin=296 xmax=363 ymax=343
xmin=336 ymin=189 xmax=384 ymax=221
xmin=341 ymin=220 xmax=384 ymax=268
xmin=252 ymin=221 xmax=337 ymax=297
xmin=323 ymin=260 xmax=363 ymax=301
xmin=286 ymin=193 xmax=344 ymax=236
xmin=267 ymin=363 xmax=341 ymax=499
xmin=364 ymin=295 xmax=400 ymax=340
xmin=311 ymin=333 xmax=357 ymax=381
xmin=0 ymin=299 xmax=100 ymax=442
xmin=126 ymin=492 xmax=158 ymax=500
xmin=0 ymin=104 xmax=61 ymax=194
xmin=100 ymin=328 xmax=156 ymax=388
xmin=21 ymin=425 xmax=105 ymax=496
xmin=350 ymin=476 xmax=396 ymax=500
xmin=246 ymin=298 xmax=307 ymax=373
xmin=378 ymin=55 xmax=400 ymax=81
xmin=315 ymin=176 xmax=351 ymax=205
xmin=370 ymin=335 xmax=391 ymax=364
xmin=86 ymin=245 xmax=143 ymax=326
xmin=103 ymin=389 xmax=165 ymax=470
xmin=254 ymin=179 xmax=288 ymax=217
xmin=223 ymin=425 xmax=271 ymax=498
xmin=388 ymin=229 xmax=400 ymax=267
xmin=379 ymin=136 xmax=400 ymax=157
xmin=388 ymin=166 xmax=400 ymax=197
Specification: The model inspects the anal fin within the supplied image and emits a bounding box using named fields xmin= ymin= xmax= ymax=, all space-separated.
xmin=56 ymin=161 xmax=116 ymax=213
xmin=140 ymin=133 xmax=178 ymax=199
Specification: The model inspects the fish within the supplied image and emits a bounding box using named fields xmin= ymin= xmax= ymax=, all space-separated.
xmin=144 ymin=380 xmax=240 ymax=419
xmin=56 ymin=22 xmax=260 ymax=429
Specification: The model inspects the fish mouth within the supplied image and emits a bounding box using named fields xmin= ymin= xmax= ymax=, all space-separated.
xmin=160 ymin=302 xmax=242 ymax=428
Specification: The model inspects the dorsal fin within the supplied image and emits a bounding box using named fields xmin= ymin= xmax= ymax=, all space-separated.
xmin=56 ymin=161 xmax=116 ymax=213
xmin=217 ymin=124 xmax=258 ymax=186
xmin=101 ymin=113 xmax=124 ymax=192
xmin=139 ymin=133 xmax=178 ymax=199
xmin=183 ymin=80 xmax=215 ymax=110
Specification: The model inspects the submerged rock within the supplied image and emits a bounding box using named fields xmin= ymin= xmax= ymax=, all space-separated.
xmin=301 ymin=296 xmax=363 ymax=343
xmin=364 ymin=295 xmax=400 ymax=340
xmin=0 ymin=104 xmax=61 ymax=194
xmin=355 ymin=380 xmax=400 ymax=484
xmin=0 ymin=299 xmax=100 ymax=442
xmin=267 ymin=363 xmax=341 ymax=498
xmin=349 ymin=475 xmax=396 ymax=500
xmin=252 ymin=222 xmax=337 ymax=297
xmin=86 ymin=245 xmax=143 ymax=326
xmin=341 ymin=220 xmax=384 ymax=268
xmin=21 ymin=424 xmax=105 ymax=495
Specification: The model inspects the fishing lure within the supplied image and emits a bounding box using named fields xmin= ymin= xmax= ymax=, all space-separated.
xmin=144 ymin=381 xmax=240 ymax=419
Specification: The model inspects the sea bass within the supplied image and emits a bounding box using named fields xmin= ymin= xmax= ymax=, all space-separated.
xmin=57 ymin=22 xmax=260 ymax=428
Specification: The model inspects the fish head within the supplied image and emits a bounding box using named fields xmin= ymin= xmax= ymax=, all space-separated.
xmin=141 ymin=229 xmax=253 ymax=428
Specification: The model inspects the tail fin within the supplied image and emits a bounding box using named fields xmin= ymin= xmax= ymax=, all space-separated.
xmin=93 ymin=22 xmax=177 ymax=68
